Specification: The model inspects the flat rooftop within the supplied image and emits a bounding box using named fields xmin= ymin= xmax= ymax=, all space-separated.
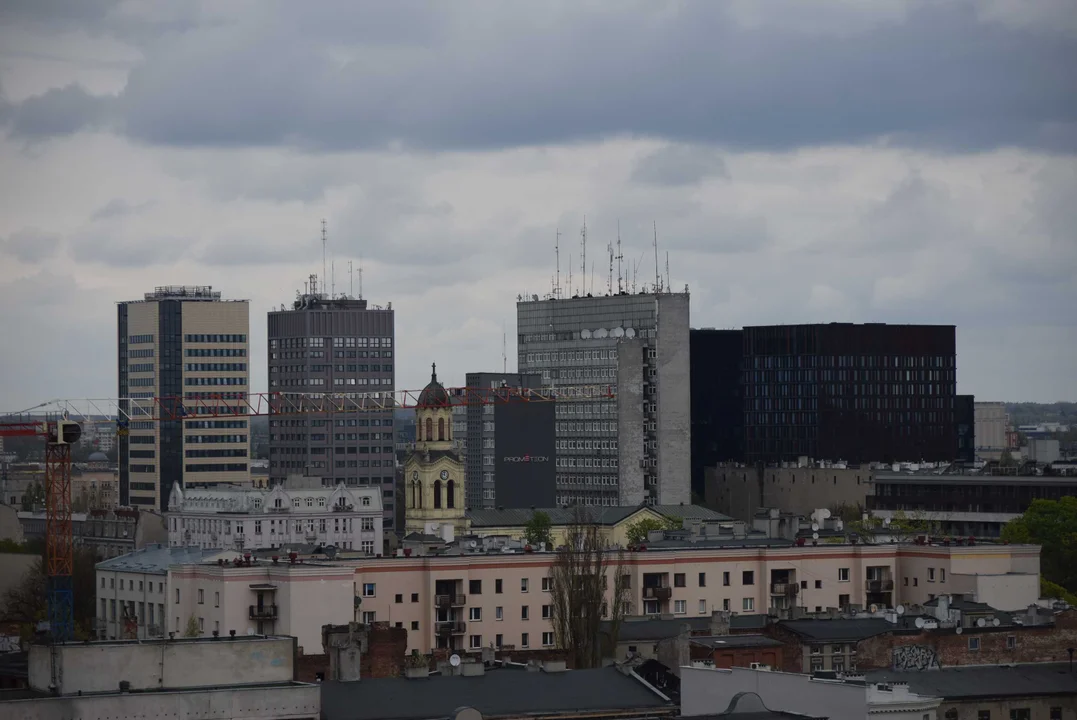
xmin=865 ymin=663 xmax=1077 ymax=700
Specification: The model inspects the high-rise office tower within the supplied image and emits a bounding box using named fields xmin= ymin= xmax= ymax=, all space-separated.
xmin=267 ymin=278 xmax=397 ymax=530
xmin=117 ymin=286 xmax=250 ymax=510
xmin=460 ymin=372 xmax=545 ymax=509
xmin=517 ymin=292 xmax=691 ymax=507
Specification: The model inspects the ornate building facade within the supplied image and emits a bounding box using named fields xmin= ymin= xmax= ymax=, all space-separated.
xmin=404 ymin=365 xmax=466 ymax=537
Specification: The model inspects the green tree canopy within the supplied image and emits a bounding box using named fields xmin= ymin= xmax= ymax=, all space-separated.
xmin=524 ymin=511 xmax=553 ymax=548
xmin=625 ymin=516 xmax=681 ymax=545
xmin=1001 ymin=497 xmax=1077 ymax=593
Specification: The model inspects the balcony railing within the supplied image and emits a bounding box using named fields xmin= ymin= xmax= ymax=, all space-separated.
xmin=436 ymin=620 xmax=466 ymax=635
xmin=267 ymin=506 xmax=290 ymax=513
xmin=771 ymin=582 xmax=799 ymax=596
xmin=866 ymin=579 xmax=895 ymax=592
xmin=249 ymin=604 xmax=278 ymax=620
xmin=435 ymin=594 xmax=467 ymax=608
xmin=643 ymin=587 xmax=672 ymax=601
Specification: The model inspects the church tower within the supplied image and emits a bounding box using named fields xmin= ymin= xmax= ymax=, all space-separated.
xmin=404 ymin=363 xmax=466 ymax=537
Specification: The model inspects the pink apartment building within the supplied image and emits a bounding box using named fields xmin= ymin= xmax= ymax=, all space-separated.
xmin=120 ymin=542 xmax=1040 ymax=656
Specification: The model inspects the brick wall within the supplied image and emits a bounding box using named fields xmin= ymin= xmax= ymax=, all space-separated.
xmin=758 ymin=624 xmax=808 ymax=674
xmin=857 ymin=610 xmax=1077 ymax=670
xmin=362 ymin=623 xmax=407 ymax=679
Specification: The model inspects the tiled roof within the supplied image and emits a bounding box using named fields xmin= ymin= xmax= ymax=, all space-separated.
xmin=779 ymin=618 xmax=896 ymax=642
xmin=865 ymin=662 xmax=1077 ymax=700
xmin=320 ymin=666 xmax=672 ymax=720
xmin=94 ymin=545 xmax=225 ymax=574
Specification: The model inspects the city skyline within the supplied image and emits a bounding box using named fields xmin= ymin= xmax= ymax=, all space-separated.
xmin=1 ymin=3 xmax=1076 ymax=408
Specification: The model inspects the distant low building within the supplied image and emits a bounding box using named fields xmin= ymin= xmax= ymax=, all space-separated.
xmin=167 ymin=481 xmax=384 ymax=556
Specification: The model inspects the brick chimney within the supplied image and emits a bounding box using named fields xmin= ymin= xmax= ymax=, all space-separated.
xmin=709 ymin=610 xmax=731 ymax=636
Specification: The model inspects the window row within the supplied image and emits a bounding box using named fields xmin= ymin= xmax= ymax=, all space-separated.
xmin=184 ymin=334 xmax=246 ymax=343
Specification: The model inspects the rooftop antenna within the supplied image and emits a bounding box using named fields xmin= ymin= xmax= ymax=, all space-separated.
xmin=653 ymin=221 xmax=661 ymax=293
xmin=358 ymin=253 xmax=364 ymax=299
xmin=555 ymin=228 xmax=562 ymax=299
xmin=331 ymin=260 xmax=336 ymax=299
xmin=616 ymin=222 xmax=624 ymax=294
xmin=665 ymin=251 xmax=670 ymax=295
xmin=321 ymin=219 xmax=328 ymax=298
xmin=348 ymin=261 xmax=353 ymax=298
xmin=502 ymin=323 xmax=507 ymax=373
xmin=580 ymin=217 xmax=587 ymax=297
xmin=568 ymin=253 xmax=574 ymax=296
xmin=607 ymin=240 xmax=614 ymax=295
xmin=591 ymin=260 xmax=595 ymax=297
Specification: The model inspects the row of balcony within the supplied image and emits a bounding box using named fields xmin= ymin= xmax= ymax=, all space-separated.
xmin=436 ymin=620 xmax=467 ymax=635
xmin=249 ymin=604 xmax=278 ymax=620
xmin=435 ymin=594 xmax=467 ymax=608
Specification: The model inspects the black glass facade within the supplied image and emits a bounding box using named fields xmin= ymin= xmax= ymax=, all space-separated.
xmin=689 ymin=329 xmax=744 ymax=498
xmin=117 ymin=303 xmax=129 ymax=506
xmin=742 ymin=323 xmax=957 ymax=464
xmin=158 ymin=300 xmax=184 ymax=509
xmin=955 ymin=394 xmax=975 ymax=464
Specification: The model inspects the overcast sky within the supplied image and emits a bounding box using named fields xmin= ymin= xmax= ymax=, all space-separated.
xmin=0 ymin=0 xmax=1075 ymax=410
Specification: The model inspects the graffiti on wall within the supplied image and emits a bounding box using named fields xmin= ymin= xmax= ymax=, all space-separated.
xmin=891 ymin=644 xmax=940 ymax=671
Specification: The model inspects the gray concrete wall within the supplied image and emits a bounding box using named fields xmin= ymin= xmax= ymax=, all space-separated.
xmin=618 ymin=338 xmax=646 ymax=505
xmin=681 ymin=665 xmax=867 ymax=718
xmin=0 ymin=503 xmax=25 ymax=543
xmin=705 ymin=466 xmax=870 ymax=521
xmin=3 ymin=682 xmax=319 ymax=720
xmin=30 ymin=636 xmax=295 ymax=695
xmin=656 ymin=293 xmax=691 ymax=506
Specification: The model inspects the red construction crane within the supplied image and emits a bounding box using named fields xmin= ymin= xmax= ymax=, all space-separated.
xmin=1 ymin=383 xmax=612 ymax=642
xmin=0 ymin=418 xmax=81 ymax=642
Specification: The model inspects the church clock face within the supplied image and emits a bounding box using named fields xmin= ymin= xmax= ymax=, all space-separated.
xmin=412 ymin=471 xmax=418 ymax=480
xmin=440 ymin=470 xmax=449 ymax=480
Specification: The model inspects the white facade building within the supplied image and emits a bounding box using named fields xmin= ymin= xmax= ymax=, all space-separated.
xmin=167 ymin=482 xmax=384 ymax=555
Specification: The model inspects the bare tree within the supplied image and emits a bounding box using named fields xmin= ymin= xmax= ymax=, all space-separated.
xmin=549 ymin=508 xmax=630 ymax=668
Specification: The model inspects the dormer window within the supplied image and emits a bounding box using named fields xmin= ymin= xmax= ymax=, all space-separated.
xmin=274 ymin=498 xmax=282 ymax=508
xmin=293 ymin=498 xmax=301 ymax=508
xmin=318 ymin=497 xmax=327 ymax=507
xmin=306 ymin=497 xmax=314 ymax=507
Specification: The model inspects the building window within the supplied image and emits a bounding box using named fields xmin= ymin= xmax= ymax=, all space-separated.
xmin=362 ymin=583 xmax=376 ymax=597
xmin=521 ymin=606 xmax=529 ymax=620
xmin=723 ymin=572 xmax=730 ymax=586
xmin=928 ymin=568 xmax=936 ymax=582
xmin=815 ymin=580 xmax=822 ymax=589
xmin=411 ymin=621 xmax=419 ymax=631
xmin=469 ymin=634 xmax=482 ymax=649
xmin=743 ymin=598 xmax=754 ymax=611
xmin=521 ymin=578 xmax=529 ymax=593
xmin=495 ymin=606 xmax=503 ymax=621
xmin=698 ymin=573 xmax=706 ymax=587
xmin=521 ymin=633 xmax=529 ymax=648
xmin=1009 ymin=711 xmax=1030 ymax=720
xmin=976 ymin=711 xmax=990 ymax=720
xmin=496 ymin=634 xmax=503 ymax=648
xmin=470 ymin=579 xmax=482 ymax=595
xmin=175 ymin=588 xmax=180 ymax=604
xmin=362 ymin=611 xmax=376 ymax=624
xmin=411 ymin=593 xmax=419 ymax=603
xmin=395 ymin=594 xmax=403 ymax=604
xmin=214 ymin=592 xmax=219 ymax=608
xmin=541 ymin=577 xmax=552 ymax=592
xmin=1006 ymin=635 xmax=1016 ymax=649
xmin=838 ymin=568 xmax=850 ymax=582
xmin=541 ymin=605 xmax=551 ymax=619
xmin=742 ymin=571 xmax=754 ymax=586
xmin=699 ymin=599 xmax=707 ymax=614
xmin=674 ymin=573 xmax=686 ymax=588
xmin=1049 ymin=708 xmax=1062 ymax=720
xmin=542 ymin=632 xmax=554 ymax=647
xmin=469 ymin=607 xmax=482 ymax=621
xmin=674 ymin=600 xmax=687 ymax=614
xmin=968 ymin=637 xmax=980 ymax=651
xmin=495 ymin=579 xmax=503 ymax=594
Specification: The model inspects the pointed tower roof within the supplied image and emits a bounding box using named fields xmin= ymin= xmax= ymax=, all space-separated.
xmin=418 ymin=362 xmax=450 ymax=407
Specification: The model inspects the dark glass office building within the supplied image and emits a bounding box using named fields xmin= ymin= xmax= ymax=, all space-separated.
xmin=689 ymin=329 xmax=744 ymax=498
xmin=691 ymin=323 xmax=958 ymax=474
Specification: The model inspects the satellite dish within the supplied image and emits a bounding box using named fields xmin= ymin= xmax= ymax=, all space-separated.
xmin=977 ymin=618 xmax=986 ymax=627
xmin=955 ymin=627 xmax=963 ymax=635
xmin=811 ymin=523 xmax=819 ymax=531
xmin=896 ymin=605 xmax=906 ymax=615
xmin=882 ymin=518 xmax=891 ymax=526
xmin=612 ymin=327 xmax=625 ymax=338
xmin=449 ymin=654 xmax=462 ymax=667
xmin=812 ymin=532 xmax=819 ymax=540
xmin=870 ymin=604 xmax=879 ymax=614
xmin=914 ymin=618 xmax=925 ymax=629
xmin=594 ymin=328 xmax=609 ymax=339
xmin=992 ymin=618 xmax=1001 ymax=627
xmin=819 ymin=509 xmax=832 ymax=519
xmin=581 ymin=329 xmax=592 ymax=339
xmin=625 ymin=328 xmax=636 ymax=338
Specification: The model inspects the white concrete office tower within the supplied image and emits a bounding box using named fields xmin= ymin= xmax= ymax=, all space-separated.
xmin=517 ymin=291 xmax=690 ymax=507
xmin=267 ymin=279 xmax=397 ymax=530
xmin=117 ymin=286 xmax=250 ymax=511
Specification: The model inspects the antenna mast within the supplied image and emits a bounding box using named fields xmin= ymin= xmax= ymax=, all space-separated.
xmin=616 ymin=221 xmax=624 ymax=294
xmin=568 ymin=254 xmax=573 ymax=296
xmin=502 ymin=324 xmax=507 ymax=374
xmin=580 ymin=217 xmax=587 ymax=296
xmin=358 ymin=254 xmax=364 ymax=299
xmin=349 ymin=261 xmax=353 ymax=297
xmin=665 ymin=251 xmax=670 ymax=295
xmin=653 ymin=221 xmax=661 ymax=293
xmin=555 ymin=229 xmax=561 ymax=299
xmin=607 ymin=241 xmax=613 ymax=295
xmin=331 ymin=260 xmax=336 ymax=299
xmin=321 ymin=219 xmax=328 ymax=298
